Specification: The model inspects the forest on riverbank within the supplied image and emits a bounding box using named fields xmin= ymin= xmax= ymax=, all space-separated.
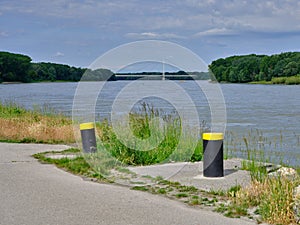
xmin=0 ymin=51 xmax=118 ymax=82
xmin=1 ymin=51 xmax=300 ymax=83
xmin=0 ymin=52 xmax=85 ymax=82
xmin=209 ymin=52 xmax=300 ymax=83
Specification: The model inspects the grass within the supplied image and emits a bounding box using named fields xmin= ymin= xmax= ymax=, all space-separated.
xmin=0 ymin=100 xmax=204 ymax=182
xmin=95 ymin=102 xmax=203 ymax=166
xmin=33 ymin=148 xmax=106 ymax=181
xmin=229 ymin=176 xmax=299 ymax=224
xmin=0 ymin=101 xmax=203 ymax=165
xmin=227 ymin=154 xmax=300 ymax=224
xmin=222 ymin=130 xmax=300 ymax=224
xmin=271 ymin=75 xmax=300 ymax=85
xmin=249 ymin=80 xmax=272 ymax=85
xmin=249 ymin=75 xmax=300 ymax=85
xmin=0 ymin=101 xmax=74 ymax=143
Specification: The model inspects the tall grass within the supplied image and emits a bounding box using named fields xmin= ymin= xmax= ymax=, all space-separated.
xmin=96 ymin=102 xmax=203 ymax=165
xmin=224 ymin=129 xmax=300 ymax=224
xmin=224 ymin=128 xmax=300 ymax=166
xmin=0 ymin=102 xmax=74 ymax=143
xmin=233 ymin=175 xmax=299 ymax=224
xmin=271 ymin=75 xmax=300 ymax=85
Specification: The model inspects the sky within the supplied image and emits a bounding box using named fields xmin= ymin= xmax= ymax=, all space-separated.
xmin=1 ymin=0 xmax=300 ymax=68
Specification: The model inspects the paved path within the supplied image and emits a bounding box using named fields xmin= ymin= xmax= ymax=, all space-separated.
xmin=0 ymin=143 xmax=257 ymax=225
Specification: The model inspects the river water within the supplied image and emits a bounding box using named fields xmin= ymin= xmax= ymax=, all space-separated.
xmin=1 ymin=81 xmax=299 ymax=165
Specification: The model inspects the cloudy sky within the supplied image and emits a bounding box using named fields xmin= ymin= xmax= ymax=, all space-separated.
xmin=1 ymin=0 xmax=300 ymax=68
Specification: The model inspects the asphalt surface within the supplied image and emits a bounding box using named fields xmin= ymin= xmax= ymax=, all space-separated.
xmin=0 ymin=142 xmax=257 ymax=225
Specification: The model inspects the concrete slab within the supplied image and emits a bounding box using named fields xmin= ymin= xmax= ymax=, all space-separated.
xmin=129 ymin=159 xmax=251 ymax=191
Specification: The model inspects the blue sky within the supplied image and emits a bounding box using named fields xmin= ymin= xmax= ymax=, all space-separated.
xmin=1 ymin=0 xmax=300 ymax=68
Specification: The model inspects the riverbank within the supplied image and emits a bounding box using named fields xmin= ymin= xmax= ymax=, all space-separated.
xmin=249 ymin=75 xmax=300 ymax=85
xmin=1 ymin=102 xmax=300 ymax=224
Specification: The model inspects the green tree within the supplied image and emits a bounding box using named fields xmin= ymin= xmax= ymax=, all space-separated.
xmin=209 ymin=52 xmax=300 ymax=83
xmin=283 ymin=61 xmax=298 ymax=76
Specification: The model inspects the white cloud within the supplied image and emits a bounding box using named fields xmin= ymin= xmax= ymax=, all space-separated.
xmin=2 ymin=0 xmax=300 ymax=34
xmin=194 ymin=28 xmax=237 ymax=37
xmin=0 ymin=31 xmax=8 ymax=37
xmin=176 ymin=0 xmax=300 ymax=33
xmin=125 ymin=32 xmax=185 ymax=39
xmin=54 ymin=51 xmax=64 ymax=57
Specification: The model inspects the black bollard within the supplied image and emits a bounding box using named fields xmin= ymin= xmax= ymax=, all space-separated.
xmin=203 ymin=133 xmax=224 ymax=177
xmin=80 ymin=122 xmax=97 ymax=153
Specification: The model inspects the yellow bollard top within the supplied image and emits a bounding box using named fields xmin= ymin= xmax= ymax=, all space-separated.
xmin=203 ymin=133 xmax=223 ymax=140
xmin=80 ymin=122 xmax=95 ymax=130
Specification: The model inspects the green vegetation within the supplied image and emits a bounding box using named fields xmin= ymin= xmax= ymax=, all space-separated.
xmin=209 ymin=52 xmax=300 ymax=83
xmin=0 ymin=51 xmax=116 ymax=83
xmin=33 ymin=148 xmax=107 ymax=181
xmin=223 ymin=150 xmax=300 ymax=224
xmin=97 ymin=103 xmax=203 ymax=165
xmin=0 ymin=51 xmax=208 ymax=82
xmin=271 ymin=75 xmax=300 ymax=84
xmin=0 ymin=101 xmax=202 ymax=164
xmin=3 ymin=50 xmax=300 ymax=83
xmin=228 ymin=172 xmax=299 ymax=224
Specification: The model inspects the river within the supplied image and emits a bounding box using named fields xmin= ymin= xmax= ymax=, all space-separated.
xmin=1 ymin=81 xmax=299 ymax=166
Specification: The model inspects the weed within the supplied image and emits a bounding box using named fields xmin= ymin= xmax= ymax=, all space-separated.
xmin=259 ymin=176 xmax=297 ymax=224
xmin=131 ymin=186 xmax=149 ymax=192
xmin=227 ymin=185 xmax=241 ymax=198
xmin=116 ymin=167 xmax=135 ymax=174
xmin=215 ymin=203 xmax=227 ymax=213
xmin=208 ymin=189 xmax=226 ymax=197
xmin=232 ymin=164 xmax=300 ymax=224
xmin=190 ymin=199 xmax=201 ymax=205
xmin=33 ymin=148 xmax=105 ymax=180
xmin=241 ymin=160 xmax=267 ymax=182
xmin=157 ymin=188 xmax=167 ymax=194
xmin=175 ymin=193 xmax=188 ymax=198
xmin=177 ymin=185 xmax=198 ymax=193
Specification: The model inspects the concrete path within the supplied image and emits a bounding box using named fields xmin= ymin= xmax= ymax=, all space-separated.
xmin=129 ymin=160 xmax=251 ymax=191
xmin=0 ymin=143 xmax=257 ymax=225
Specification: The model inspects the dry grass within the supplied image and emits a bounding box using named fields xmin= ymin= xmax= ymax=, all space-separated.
xmin=0 ymin=103 xmax=74 ymax=143
xmin=234 ymin=176 xmax=299 ymax=224
xmin=235 ymin=180 xmax=268 ymax=207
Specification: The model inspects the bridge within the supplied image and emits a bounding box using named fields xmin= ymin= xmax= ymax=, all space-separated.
xmin=115 ymin=74 xmax=198 ymax=80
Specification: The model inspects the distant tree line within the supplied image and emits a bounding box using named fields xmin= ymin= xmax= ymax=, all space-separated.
xmin=209 ymin=52 xmax=300 ymax=83
xmin=0 ymin=51 xmax=116 ymax=83
xmin=0 ymin=51 xmax=207 ymax=82
xmin=3 ymin=51 xmax=299 ymax=83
